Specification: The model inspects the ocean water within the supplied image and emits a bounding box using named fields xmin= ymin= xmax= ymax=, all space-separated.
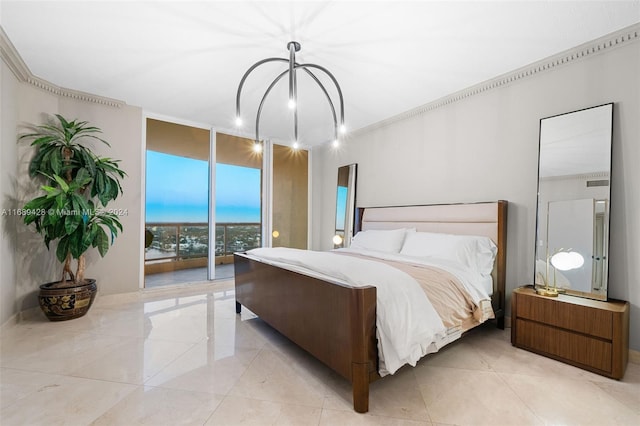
xmin=146 ymin=151 xmax=261 ymax=224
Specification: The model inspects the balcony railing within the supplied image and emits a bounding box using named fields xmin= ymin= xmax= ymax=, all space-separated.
xmin=145 ymin=222 xmax=261 ymax=263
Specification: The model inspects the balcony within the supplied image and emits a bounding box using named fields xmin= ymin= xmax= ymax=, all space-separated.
xmin=144 ymin=222 xmax=261 ymax=286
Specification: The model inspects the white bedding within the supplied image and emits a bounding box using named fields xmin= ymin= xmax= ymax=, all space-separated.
xmin=338 ymin=247 xmax=494 ymax=302
xmin=245 ymin=247 xmax=493 ymax=376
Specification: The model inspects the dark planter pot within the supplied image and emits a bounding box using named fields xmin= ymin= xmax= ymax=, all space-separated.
xmin=38 ymin=279 xmax=97 ymax=321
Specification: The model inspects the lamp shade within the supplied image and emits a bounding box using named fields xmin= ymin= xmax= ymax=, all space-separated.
xmin=550 ymin=251 xmax=585 ymax=271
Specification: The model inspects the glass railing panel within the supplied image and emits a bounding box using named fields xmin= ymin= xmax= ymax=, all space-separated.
xmin=146 ymin=222 xmax=261 ymax=262
xmin=145 ymin=225 xmax=178 ymax=261
xmin=215 ymin=225 xmax=225 ymax=256
xmin=179 ymin=225 xmax=209 ymax=258
xmin=224 ymin=224 xmax=261 ymax=255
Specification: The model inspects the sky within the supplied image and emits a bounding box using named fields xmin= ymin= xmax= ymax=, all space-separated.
xmin=145 ymin=151 xmax=261 ymax=223
xmin=335 ymin=186 xmax=347 ymax=230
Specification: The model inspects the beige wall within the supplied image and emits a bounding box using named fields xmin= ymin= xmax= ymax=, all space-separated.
xmin=273 ymin=144 xmax=309 ymax=249
xmin=312 ymin=35 xmax=640 ymax=350
xmin=0 ymin=59 xmax=19 ymax=322
xmin=57 ymin=98 xmax=143 ymax=296
xmin=1 ymin=77 xmax=143 ymax=322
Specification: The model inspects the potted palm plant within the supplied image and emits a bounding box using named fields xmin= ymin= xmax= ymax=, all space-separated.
xmin=21 ymin=114 xmax=126 ymax=321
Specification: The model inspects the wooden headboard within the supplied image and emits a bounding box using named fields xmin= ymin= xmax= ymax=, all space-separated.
xmin=355 ymin=200 xmax=508 ymax=328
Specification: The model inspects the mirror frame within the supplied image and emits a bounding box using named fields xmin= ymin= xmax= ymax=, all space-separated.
xmin=334 ymin=164 xmax=357 ymax=248
xmin=534 ymin=103 xmax=613 ymax=301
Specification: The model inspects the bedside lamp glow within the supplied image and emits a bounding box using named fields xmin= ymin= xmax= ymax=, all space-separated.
xmin=551 ymin=251 xmax=584 ymax=271
xmin=537 ymin=248 xmax=584 ymax=297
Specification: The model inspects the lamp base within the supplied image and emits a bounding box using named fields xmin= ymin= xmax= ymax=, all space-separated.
xmin=535 ymin=286 xmax=559 ymax=297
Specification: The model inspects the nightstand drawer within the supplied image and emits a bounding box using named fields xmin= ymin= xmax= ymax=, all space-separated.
xmin=515 ymin=319 xmax=612 ymax=372
xmin=516 ymin=294 xmax=613 ymax=340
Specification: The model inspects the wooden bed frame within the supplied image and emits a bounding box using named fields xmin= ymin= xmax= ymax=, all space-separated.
xmin=234 ymin=200 xmax=508 ymax=413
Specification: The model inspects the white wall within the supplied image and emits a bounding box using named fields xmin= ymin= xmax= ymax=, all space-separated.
xmin=312 ymin=36 xmax=640 ymax=350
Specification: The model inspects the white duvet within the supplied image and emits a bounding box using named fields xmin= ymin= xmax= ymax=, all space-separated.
xmin=246 ymin=247 xmax=492 ymax=376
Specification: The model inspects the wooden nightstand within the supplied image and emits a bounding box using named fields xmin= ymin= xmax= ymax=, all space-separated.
xmin=511 ymin=286 xmax=629 ymax=379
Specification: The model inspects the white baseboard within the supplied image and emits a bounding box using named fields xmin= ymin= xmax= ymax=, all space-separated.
xmin=0 ymin=307 xmax=42 ymax=333
xmin=0 ymin=312 xmax=19 ymax=334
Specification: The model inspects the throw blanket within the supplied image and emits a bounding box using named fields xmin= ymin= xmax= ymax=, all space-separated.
xmin=336 ymin=252 xmax=494 ymax=332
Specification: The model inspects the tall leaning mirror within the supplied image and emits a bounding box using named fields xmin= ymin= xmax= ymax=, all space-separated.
xmin=334 ymin=164 xmax=357 ymax=248
xmin=534 ymin=103 xmax=613 ymax=301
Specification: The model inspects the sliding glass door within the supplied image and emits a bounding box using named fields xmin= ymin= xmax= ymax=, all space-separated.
xmin=214 ymin=134 xmax=262 ymax=279
xmin=144 ymin=120 xmax=309 ymax=286
xmin=144 ymin=118 xmax=210 ymax=288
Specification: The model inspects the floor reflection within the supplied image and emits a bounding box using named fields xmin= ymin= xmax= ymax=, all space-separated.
xmin=144 ymin=264 xmax=234 ymax=288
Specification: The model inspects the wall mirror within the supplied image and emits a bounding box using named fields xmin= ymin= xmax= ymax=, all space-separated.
xmin=334 ymin=164 xmax=357 ymax=248
xmin=534 ymin=103 xmax=613 ymax=301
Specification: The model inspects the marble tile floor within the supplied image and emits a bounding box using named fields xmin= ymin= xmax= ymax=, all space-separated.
xmin=1 ymin=280 xmax=638 ymax=426
xmin=144 ymin=264 xmax=234 ymax=288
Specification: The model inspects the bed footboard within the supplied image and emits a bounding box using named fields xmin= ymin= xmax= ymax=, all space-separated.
xmin=234 ymin=253 xmax=378 ymax=412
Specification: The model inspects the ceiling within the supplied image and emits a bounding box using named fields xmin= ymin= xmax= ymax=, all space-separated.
xmin=2 ymin=1 xmax=639 ymax=148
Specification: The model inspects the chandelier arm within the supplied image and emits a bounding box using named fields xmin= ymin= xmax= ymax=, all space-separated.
xmin=298 ymin=67 xmax=339 ymax=141
xmin=289 ymin=42 xmax=297 ymax=108
xmin=254 ymin=65 xmax=339 ymax=144
xmin=297 ymin=63 xmax=345 ymax=128
xmin=255 ymin=69 xmax=290 ymax=143
xmin=235 ymin=42 xmax=345 ymax=146
xmin=236 ymin=57 xmax=289 ymax=118
xmin=294 ymin=99 xmax=298 ymax=143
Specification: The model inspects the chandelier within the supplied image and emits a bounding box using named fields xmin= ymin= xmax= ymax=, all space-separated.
xmin=234 ymin=41 xmax=345 ymax=150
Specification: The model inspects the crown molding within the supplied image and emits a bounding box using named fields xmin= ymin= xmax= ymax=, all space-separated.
xmin=540 ymin=171 xmax=610 ymax=182
xmin=0 ymin=26 xmax=30 ymax=81
xmin=0 ymin=25 xmax=125 ymax=108
xmin=3 ymin=21 xmax=638 ymax=131
xmin=350 ymin=23 xmax=640 ymax=140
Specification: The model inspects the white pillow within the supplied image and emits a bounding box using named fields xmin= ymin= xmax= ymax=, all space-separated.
xmin=400 ymin=231 xmax=497 ymax=275
xmin=350 ymin=228 xmax=409 ymax=253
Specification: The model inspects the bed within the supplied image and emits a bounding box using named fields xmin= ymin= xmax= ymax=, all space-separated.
xmin=233 ymin=200 xmax=507 ymax=413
